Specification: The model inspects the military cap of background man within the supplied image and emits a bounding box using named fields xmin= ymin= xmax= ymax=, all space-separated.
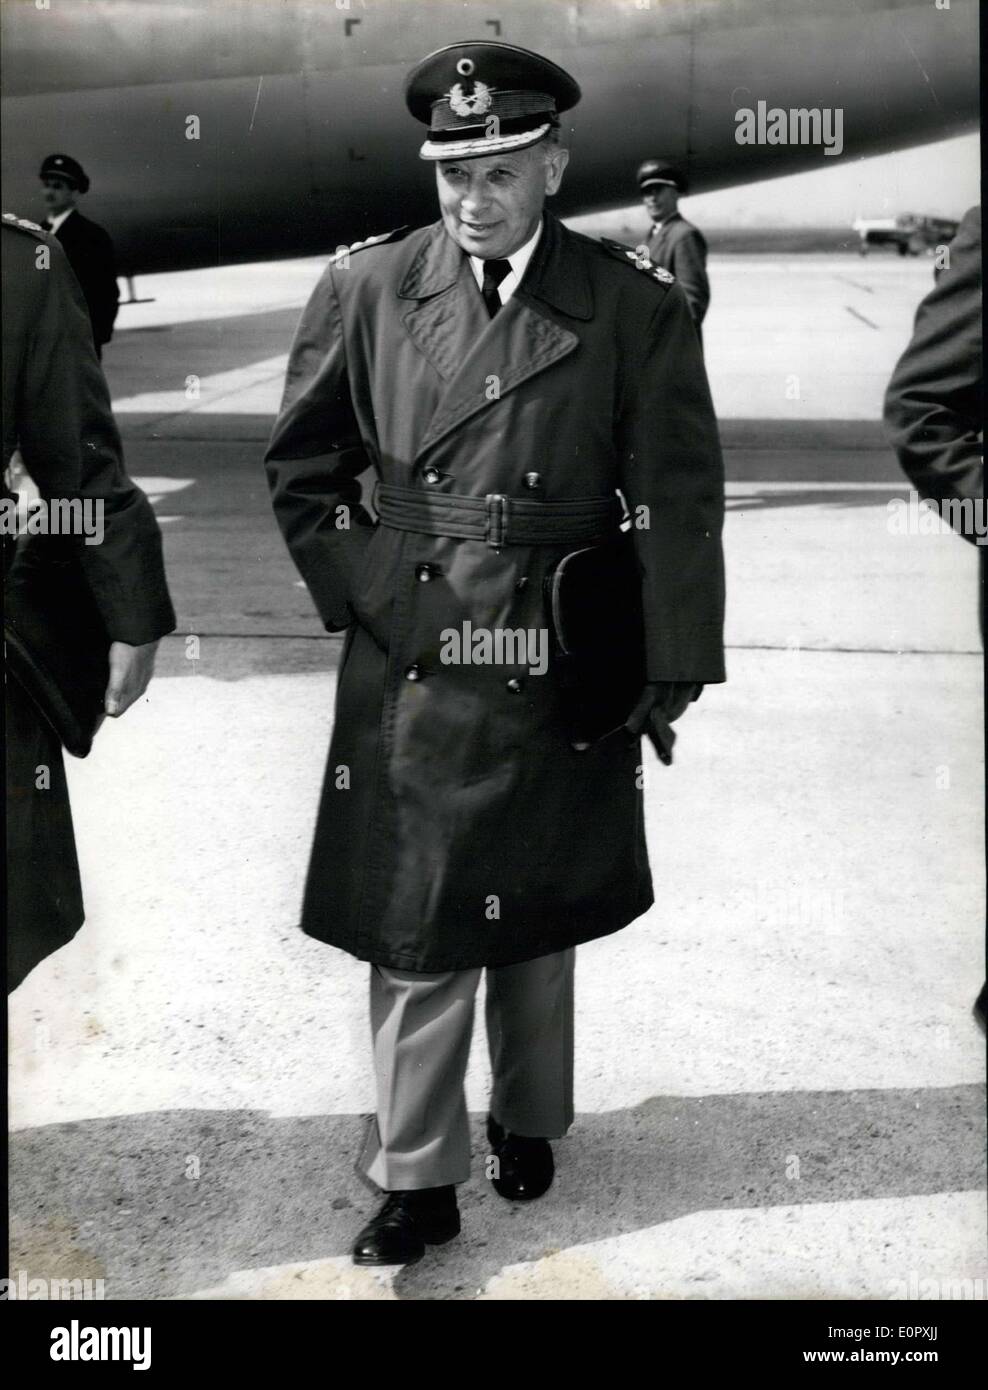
xmin=637 ymin=159 xmax=688 ymax=195
xmin=39 ymin=153 xmax=90 ymax=193
xmin=405 ymin=40 xmax=581 ymax=161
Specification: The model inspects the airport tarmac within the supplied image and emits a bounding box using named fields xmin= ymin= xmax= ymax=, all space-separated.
xmin=8 ymin=245 xmax=985 ymax=1301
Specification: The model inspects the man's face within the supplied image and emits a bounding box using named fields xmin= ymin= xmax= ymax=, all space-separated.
xmin=436 ymin=140 xmax=569 ymax=260
xmin=41 ymin=177 xmax=78 ymax=216
xmin=642 ymin=184 xmax=678 ymax=222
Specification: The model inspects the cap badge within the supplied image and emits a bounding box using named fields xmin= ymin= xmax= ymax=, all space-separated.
xmin=448 ymin=79 xmax=492 ymax=117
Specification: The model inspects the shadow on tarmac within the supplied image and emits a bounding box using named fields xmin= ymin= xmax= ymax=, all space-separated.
xmin=109 ymin=410 xmax=911 ymax=674
xmin=10 ymin=1085 xmax=984 ymax=1299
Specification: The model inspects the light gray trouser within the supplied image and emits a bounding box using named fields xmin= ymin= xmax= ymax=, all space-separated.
xmin=359 ymin=948 xmax=575 ymax=1191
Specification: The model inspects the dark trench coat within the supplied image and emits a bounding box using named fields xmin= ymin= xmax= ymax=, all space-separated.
xmin=265 ymin=211 xmax=725 ymax=971
xmin=3 ymin=216 xmax=174 ymax=991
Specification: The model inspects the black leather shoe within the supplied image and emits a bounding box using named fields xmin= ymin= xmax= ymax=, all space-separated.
xmin=486 ymin=1114 xmax=554 ymax=1201
xmin=351 ymin=1186 xmax=460 ymax=1266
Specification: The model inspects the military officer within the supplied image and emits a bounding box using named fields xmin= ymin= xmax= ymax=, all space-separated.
xmin=638 ymin=159 xmax=710 ymax=338
xmin=265 ymin=41 xmax=725 ymax=1265
xmin=39 ymin=154 xmax=120 ymax=358
xmin=3 ymin=213 xmax=175 ymax=991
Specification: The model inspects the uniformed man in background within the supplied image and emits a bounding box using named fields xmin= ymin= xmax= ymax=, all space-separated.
xmin=3 ymin=212 xmax=174 ymax=991
xmin=266 ymin=42 xmax=725 ymax=1266
xmin=638 ymin=158 xmax=710 ymax=339
xmin=39 ymin=154 xmax=120 ymax=358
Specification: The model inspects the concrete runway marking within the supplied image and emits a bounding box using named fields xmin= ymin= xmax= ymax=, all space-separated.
xmin=726 ymin=482 xmax=902 ymax=493
xmin=833 ymin=275 xmax=876 ymax=294
xmin=844 ymin=304 xmax=880 ymax=329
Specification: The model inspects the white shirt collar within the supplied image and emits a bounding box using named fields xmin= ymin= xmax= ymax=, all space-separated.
xmin=46 ymin=207 xmax=75 ymax=233
xmin=468 ymin=219 xmax=543 ymax=304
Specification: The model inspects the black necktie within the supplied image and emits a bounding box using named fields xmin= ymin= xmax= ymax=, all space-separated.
xmin=481 ymin=258 xmax=512 ymax=318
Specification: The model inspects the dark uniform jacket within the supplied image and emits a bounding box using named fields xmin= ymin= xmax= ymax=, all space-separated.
xmin=3 ymin=215 xmax=175 ymax=990
xmin=884 ymin=204 xmax=983 ymax=636
xmin=884 ymin=206 xmax=982 ymax=539
xmin=266 ymin=211 xmax=725 ymax=973
xmin=47 ymin=208 xmax=120 ymax=351
xmin=646 ymin=212 xmax=710 ymax=329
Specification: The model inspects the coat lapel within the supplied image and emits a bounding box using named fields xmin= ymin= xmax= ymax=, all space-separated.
xmin=398 ymin=215 xmax=593 ymax=461
xmin=398 ymin=226 xmax=488 ymax=383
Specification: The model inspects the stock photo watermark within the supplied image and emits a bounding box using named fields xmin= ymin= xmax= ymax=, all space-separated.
xmin=735 ymin=101 xmax=844 ymax=157
xmin=1 ymin=1270 xmax=105 ymax=1300
xmin=887 ymin=491 xmax=988 ymax=544
xmin=439 ymin=622 xmax=549 ymax=676
xmin=49 ymin=1320 xmax=151 ymax=1371
xmin=0 ymin=495 xmax=105 ymax=544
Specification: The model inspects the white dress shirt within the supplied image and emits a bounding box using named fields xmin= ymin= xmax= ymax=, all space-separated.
xmin=468 ymin=219 xmax=543 ymax=306
xmin=45 ymin=207 xmax=76 ymax=234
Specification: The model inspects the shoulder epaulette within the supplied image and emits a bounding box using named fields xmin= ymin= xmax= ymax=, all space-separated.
xmin=2 ymin=212 xmax=45 ymax=235
xmin=599 ymin=236 xmax=675 ymax=287
xmin=330 ymin=226 xmax=410 ymax=264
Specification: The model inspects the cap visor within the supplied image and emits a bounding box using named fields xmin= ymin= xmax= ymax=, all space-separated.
xmin=419 ymin=123 xmax=551 ymax=160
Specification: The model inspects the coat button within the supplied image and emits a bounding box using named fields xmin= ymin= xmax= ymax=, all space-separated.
xmin=515 ymin=576 xmax=529 ymax=592
xmin=422 ymin=467 xmax=441 ymax=484
xmin=404 ymin=664 xmax=422 ymax=682
xmin=523 ymin=472 xmax=542 ymax=489
xmin=506 ymin=677 xmax=523 ymax=693
xmin=416 ymin=564 xmax=436 ymax=582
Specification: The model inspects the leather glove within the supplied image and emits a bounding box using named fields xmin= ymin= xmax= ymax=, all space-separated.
xmin=624 ymin=681 xmax=703 ymax=766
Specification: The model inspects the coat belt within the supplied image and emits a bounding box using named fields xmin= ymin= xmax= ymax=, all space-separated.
xmin=374 ymin=482 xmax=624 ymax=548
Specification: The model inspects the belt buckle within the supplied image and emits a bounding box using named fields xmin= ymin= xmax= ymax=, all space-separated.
xmin=485 ymin=493 xmax=509 ymax=549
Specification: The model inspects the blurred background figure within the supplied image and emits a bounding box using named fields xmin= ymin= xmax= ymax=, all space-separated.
xmin=637 ymin=158 xmax=710 ymax=341
xmin=883 ymin=204 xmax=984 ymax=1031
xmin=3 ymin=212 xmax=175 ymax=992
xmin=39 ymin=153 xmax=119 ymax=359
